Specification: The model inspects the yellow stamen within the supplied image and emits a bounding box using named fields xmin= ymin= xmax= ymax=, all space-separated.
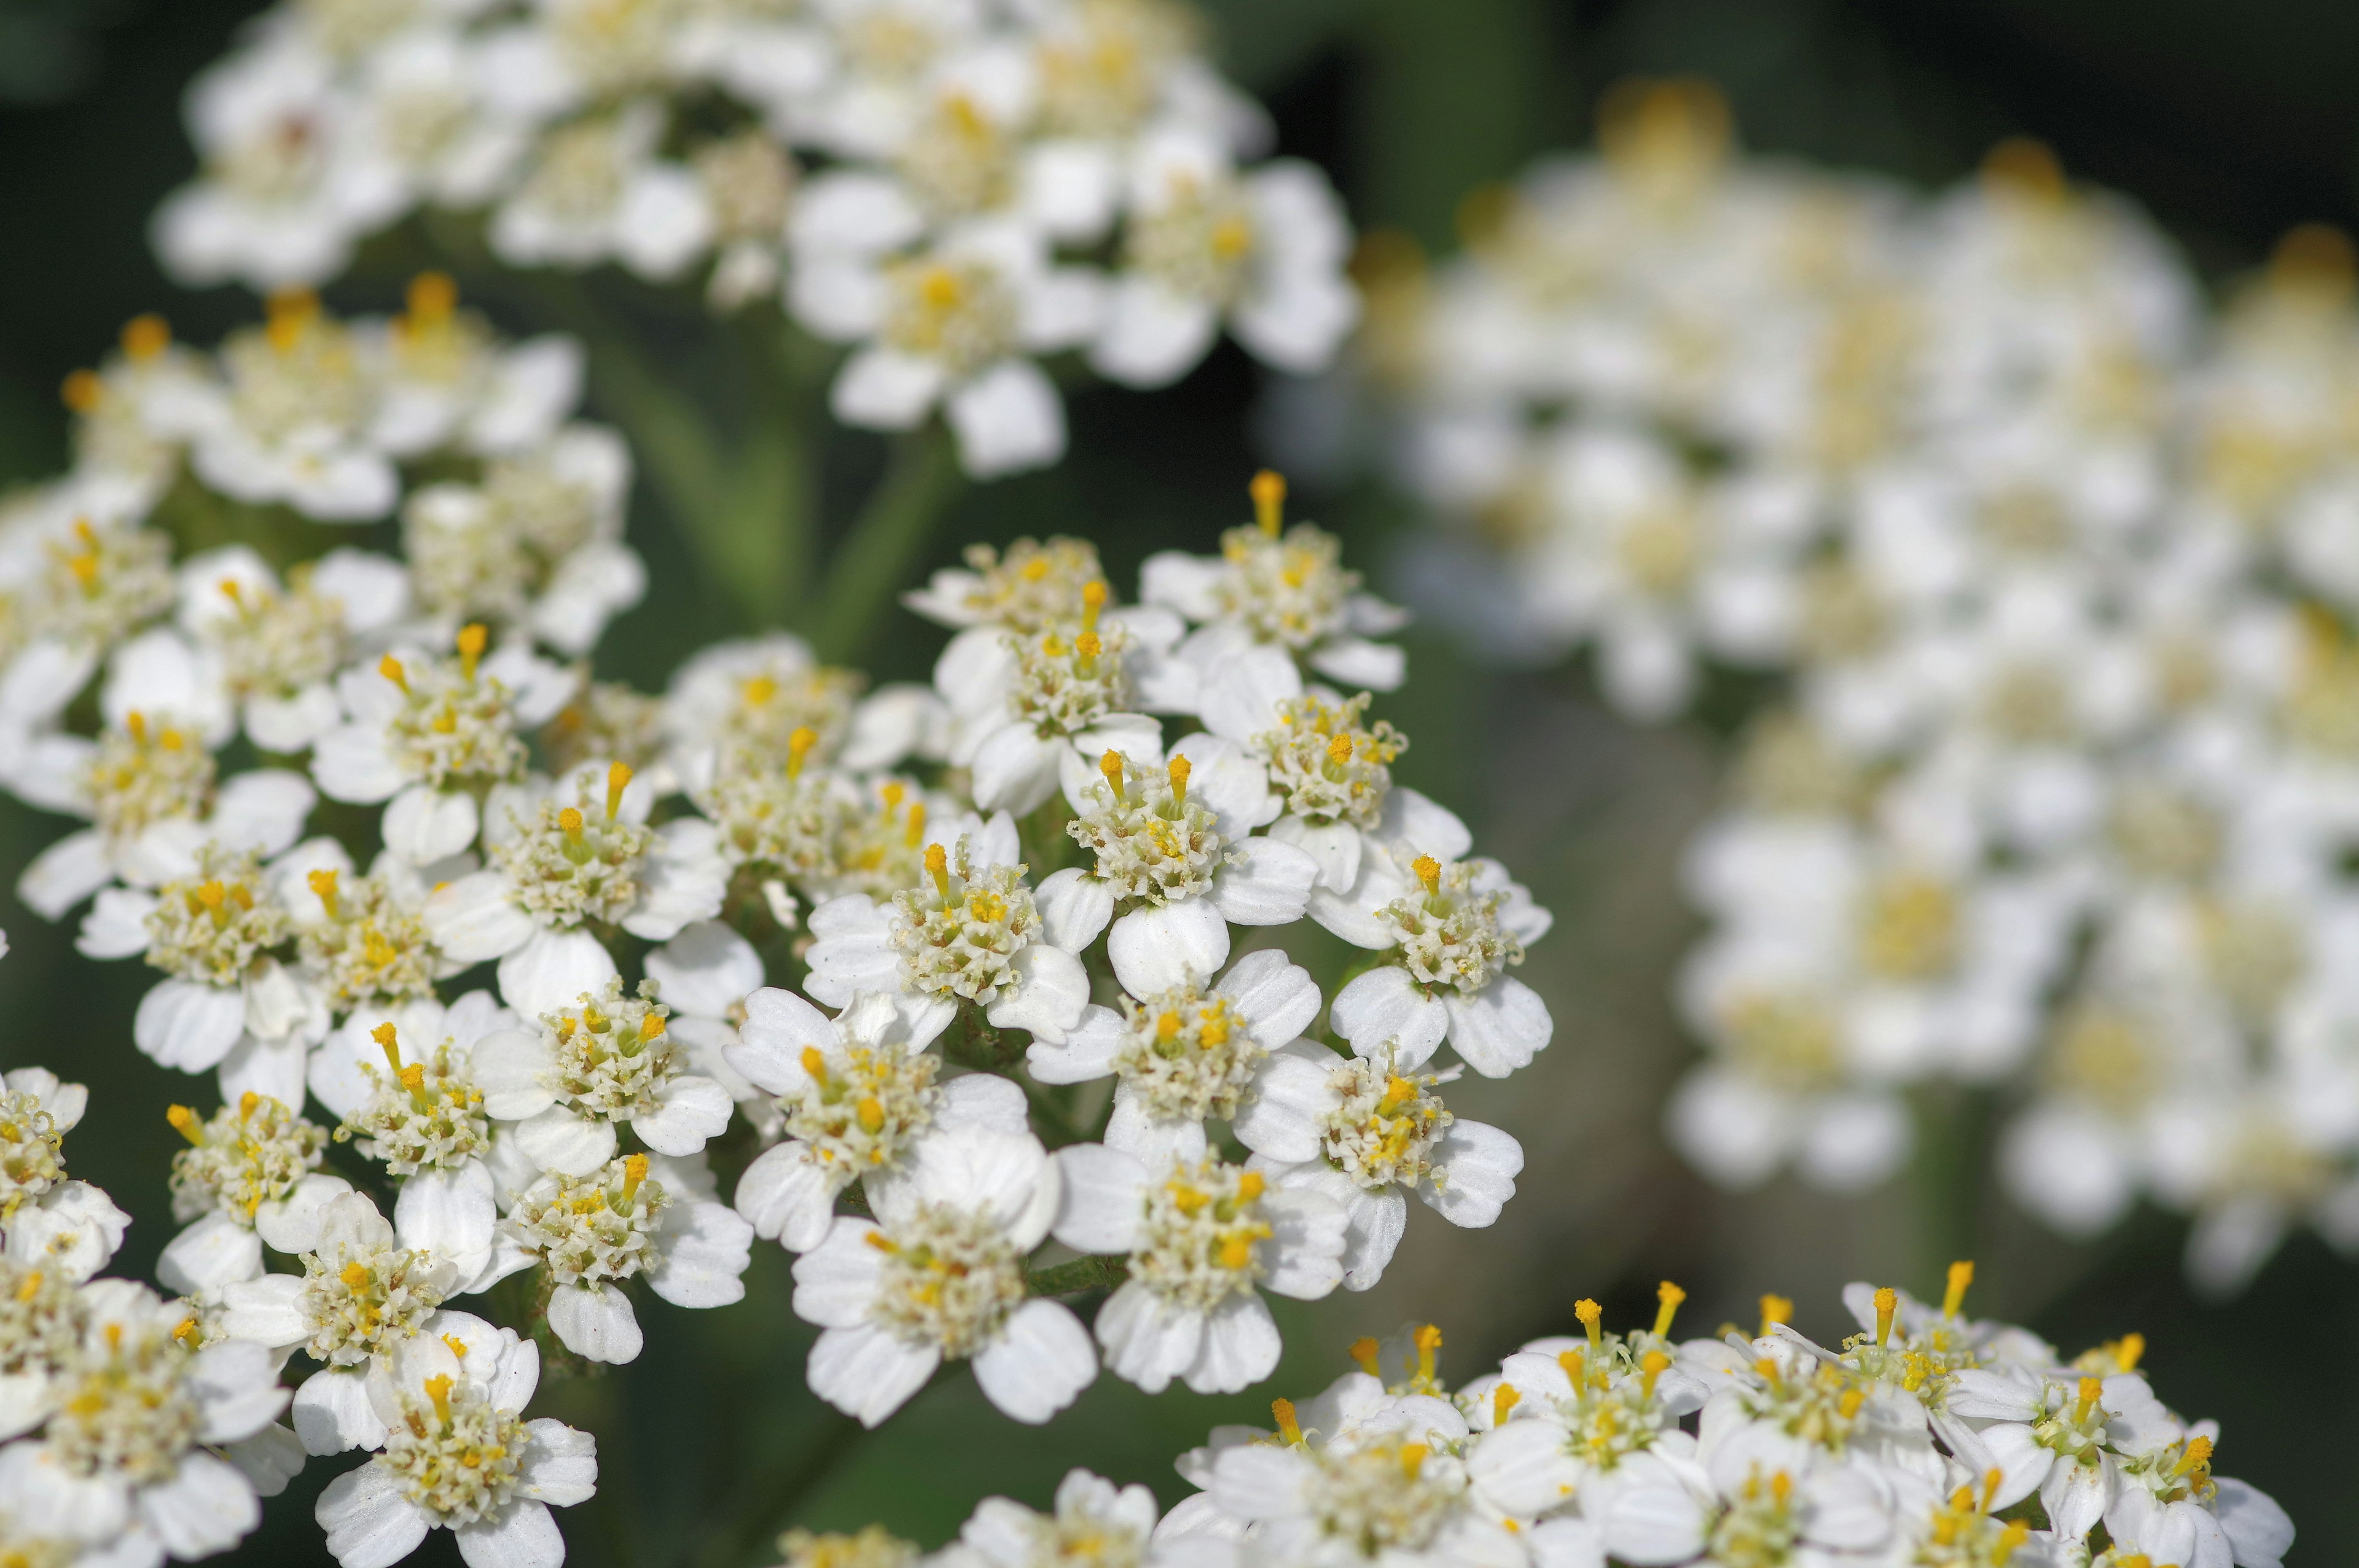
xmin=379 ymin=653 xmax=409 ymax=693
xmin=2074 ymin=1376 xmax=2102 ymax=1424
xmin=1758 ymin=1293 xmax=1793 ymax=1337
xmin=1326 ymin=732 xmax=1355 ymax=766
xmin=1218 ymin=1235 xmax=1254 ymax=1270
xmin=398 ymin=1064 xmax=425 ymax=1094
xmin=122 ymin=314 xmax=171 ymax=361
xmin=1081 ymin=579 xmax=1106 ymax=634
xmin=1942 ymin=1259 xmax=1974 ymax=1319
xmin=743 ymin=675 xmax=778 ymax=708
xmin=1993 ymin=1520 xmax=2028 ymax=1566
xmin=307 ymin=867 xmax=340 ymax=918
xmin=605 ymin=761 xmax=633 ymax=820
xmin=1575 ymin=1298 xmax=1602 ymax=1349
xmin=1235 ymin=1171 xmax=1266 ymax=1203
xmin=456 ymin=623 xmax=487 ymax=682
xmin=1981 ymin=1467 xmax=2002 ymax=1513
xmin=1653 ymin=1280 xmax=1686 ymax=1339
xmin=166 ymin=1106 xmax=203 ymax=1145
xmin=197 ymin=880 xmax=227 ymax=912
xmin=443 ymin=1333 xmax=469 ymax=1359
xmin=1493 ymin=1383 xmax=1519 ymax=1424
xmin=125 ymin=709 xmax=146 ymax=744
xmin=1349 ymin=1336 xmax=1380 ymax=1376
xmin=1251 ymin=469 xmax=1286 ymax=537
xmin=171 ymin=1316 xmax=199 ymax=1345
xmin=406 ymin=271 xmax=457 ymax=323
xmin=1640 ymin=1349 xmax=1670 ymax=1398
xmin=622 ymin=1153 xmax=649 ymax=1201
xmin=925 ymin=842 xmax=950 ymax=899
xmin=639 ymin=1013 xmax=665 ymax=1043
xmin=786 ymin=727 xmax=817 ymax=779
xmin=800 ymin=1047 xmax=827 ymax=1082
xmin=13 ymin=1271 xmax=40 ymax=1304
xmin=265 ymin=288 xmax=318 ymax=351
xmin=560 ymin=806 xmax=585 ymax=842
xmin=1398 ymin=1443 xmax=1428 ymax=1481
xmin=1272 ymin=1397 xmax=1302 ymax=1445
xmin=239 ymin=1091 xmax=259 ymax=1120
xmin=61 ymin=369 xmax=102 ymax=413
xmin=2116 ymin=1332 xmax=2145 ymax=1371
xmin=904 ymin=800 xmax=927 ymax=849
xmin=856 ymin=1098 xmax=885 ymax=1134
xmin=2173 ymin=1435 xmax=2214 ymax=1476
xmin=1414 ymin=1323 xmax=1442 ymax=1385
xmin=1101 ymin=749 xmax=1127 ymax=803
xmin=423 ymin=1374 xmax=453 ymax=1425
xmin=373 ymin=1022 xmax=402 ymax=1074
xmin=1412 ymin=854 xmax=1441 ymax=895
xmin=1168 ymin=754 xmax=1191 ymax=808
xmin=341 ymin=1262 xmax=372 ymax=1291
xmin=1873 ymin=1286 xmax=1897 ymax=1347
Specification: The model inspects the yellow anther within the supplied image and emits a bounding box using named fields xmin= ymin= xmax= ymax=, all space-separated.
xmin=14 ymin=1271 xmax=41 ymax=1303
xmin=1412 ymin=854 xmax=1441 ymax=894
xmin=123 ymin=709 xmax=147 ymax=744
xmin=1575 ymin=1298 xmax=1603 ymax=1348
xmin=800 ymin=1047 xmax=827 ymax=1081
xmin=406 ymin=271 xmax=457 ymax=323
xmin=925 ymin=842 xmax=950 ymax=899
xmin=218 ymin=576 xmax=247 ymax=611
xmin=1377 ymin=1075 xmax=1417 ymax=1115
xmin=197 ymin=880 xmax=227 ymax=911
xmin=856 ymin=1098 xmax=885 ymax=1134
xmin=1350 ymin=1336 xmax=1380 ymax=1376
xmin=786 ymin=727 xmax=817 ymax=779
xmin=1556 ymin=1348 xmax=1584 ymax=1383
xmin=1156 ymin=1011 xmax=1182 ymax=1043
xmin=1218 ymin=1235 xmax=1255 ymax=1270
xmin=1981 ymin=1467 xmax=2002 ymax=1513
xmin=104 ymin=1322 xmax=122 ymax=1352
xmin=1873 ymin=1287 xmax=1898 ymax=1347
xmin=398 ymin=1064 xmax=426 ymax=1094
xmin=1326 ymin=732 xmax=1355 ymax=766
xmin=1770 ymin=1471 xmax=1793 ymax=1507
xmin=1234 ymin=1171 xmax=1266 ymax=1204
xmin=1414 ymin=1323 xmax=1442 ymax=1373
xmin=1993 ymin=1520 xmax=2029 ymax=1566
xmin=604 ymin=761 xmax=633 ymax=820
xmin=1101 ymin=749 xmax=1127 ymax=802
xmin=1271 ymin=1397 xmax=1302 ymax=1445
xmin=1653 ymin=1281 xmax=1686 ymax=1339
xmin=373 ymin=1023 xmax=402 ymax=1073
xmin=378 ymin=653 xmax=409 ymax=693
xmin=2074 ymin=1376 xmax=2102 ymax=1424
xmin=1075 ymin=630 xmax=1102 ymax=661
xmin=442 ymin=1333 xmax=468 ymax=1358
xmin=265 ymin=288 xmax=319 ymax=351
xmin=166 ymin=1106 xmax=203 ymax=1145
xmin=880 ymin=780 xmax=906 ymax=815
xmin=171 ymin=1316 xmax=199 ymax=1345
xmin=1640 ymin=1349 xmax=1670 ymax=1398
xmin=1166 ymin=1184 xmax=1209 ymax=1215
xmin=1168 ymin=754 xmax=1191 ymax=808
xmin=743 ymin=675 xmax=779 ymax=708
xmin=341 ymin=1262 xmax=372 ymax=1291
xmin=239 ymin=1091 xmax=259 ymax=1120
xmin=307 ymin=867 xmax=340 ymax=917
xmin=1251 ymin=470 xmax=1286 ymax=537
xmin=1493 ymin=1383 xmax=1520 ymax=1424
xmin=903 ymin=800 xmax=927 ymax=849
xmin=2173 ymin=1434 xmax=2214 ymax=1476
xmin=559 ymin=807 xmax=585 ymax=841
xmin=456 ymin=623 xmax=487 ymax=682
xmin=423 ymin=1373 xmax=453 ymax=1424
xmin=1942 ymin=1259 xmax=1975 ymax=1319
xmin=639 ymin=1013 xmax=665 ymax=1043
xmin=1398 ymin=1443 xmax=1428 ymax=1480
xmin=1758 ymin=1293 xmax=1793 ymax=1337
xmin=2116 ymin=1332 xmax=2146 ymax=1371
xmin=1081 ymin=579 xmax=1107 ymax=633
xmin=122 ymin=314 xmax=171 ymax=361
xmin=61 ymin=368 xmax=103 ymax=413
xmin=1838 ymin=1386 xmax=1866 ymax=1418
xmin=622 ymin=1153 xmax=649 ymax=1201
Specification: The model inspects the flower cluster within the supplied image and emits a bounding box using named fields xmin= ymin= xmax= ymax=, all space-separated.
xmin=1368 ymin=77 xmax=2359 ymax=1295
xmin=156 ymin=0 xmax=1359 ymax=478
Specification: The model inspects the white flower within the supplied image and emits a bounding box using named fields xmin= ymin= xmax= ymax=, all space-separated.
xmin=314 ymin=1311 xmax=597 ymax=1567
xmin=174 ymin=544 xmax=412 ymax=752
xmin=490 ymin=103 xmax=714 ymax=281
xmin=1234 ymin=1040 xmax=1524 ymax=1291
xmin=364 ymin=275 xmax=584 ymax=459
xmin=158 ymin=1092 xmax=350 ymax=1295
xmin=310 ymin=625 xmax=573 ymax=865
xmin=727 ymin=988 xmax=1026 ymax=1250
xmin=1025 ymin=947 xmax=1321 ymax=1166
xmin=903 ymin=534 xmax=1108 ymax=633
xmin=425 ymin=761 xmax=728 ymax=1017
xmin=1036 ymin=744 xmax=1314 ymax=1000
xmin=790 ymin=1123 xmax=1093 ymax=1426
xmin=0 ymin=1250 xmax=92 ymax=1443
xmin=479 ymin=1150 xmax=753 ymax=1365
xmin=1093 ymin=131 xmax=1358 ymax=389
xmin=1324 ymin=850 xmax=1556 ymax=1080
xmin=1050 ymin=1145 xmax=1345 ymax=1394
xmin=0 ymin=1069 xmax=87 ymax=1222
xmin=0 ymin=1279 xmax=288 ymax=1564
xmin=661 ymin=632 xmax=915 ymax=792
xmin=942 ymin=1470 xmax=1190 ymax=1568
xmin=804 ymin=815 xmax=1091 ymax=1049
xmin=214 ymin=1190 xmax=464 ymax=1454
xmin=472 ymin=975 xmax=736 ymax=1176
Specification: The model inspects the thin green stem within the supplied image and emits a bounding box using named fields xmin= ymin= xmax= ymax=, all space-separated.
xmin=1909 ymin=1084 xmax=1991 ymax=1292
xmin=1027 ymin=1255 xmax=1129 ymax=1297
xmin=812 ymin=427 xmax=964 ymax=663
xmin=711 ymin=1408 xmax=867 ymax=1568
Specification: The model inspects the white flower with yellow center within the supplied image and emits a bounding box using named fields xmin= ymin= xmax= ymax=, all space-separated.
xmin=310 ymin=994 xmax=517 ymax=1286
xmin=662 ymin=631 xmax=933 ymax=794
xmin=158 ymin=1091 xmax=350 ymax=1295
xmin=805 ymin=816 xmax=1092 ymax=1049
xmin=173 ymin=543 xmax=412 ymax=752
xmin=791 ymin=216 xmax=1103 ymax=478
xmin=0 ymin=1279 xmax=288 ymax=1566
xmin=1050 ymin=1147 xmax=1345 ymax=1395
xmin=0 ymin=1067 xmax=125 ymax=1292
xmin=55 ymin=316 xmax=211 ymax=511
xmin=1324 ymin=851 xmax=1555 ymax=1080
xmin=1093 ymin=130 xmax=1358 ymax=389
xmin=1147 ymin=474 xmax=1408 ymax=696
xmin=1235 ymin=1040 xmax=1524 ymax=1292
xmin=424 ymin=759 xmax=727 ymax=1018
xmin=215 ymin=1190 xmax=464 ymax=1454
xmin=728 ymin=988 xmax=1025 ymax=1252
xmin=480 ymin=1149 xmax=753 ymax=1365
xmin=490 ymin=103 xmax=714 ymax=282
xmin=278 ymin=844 xmax=456 ymax=1019
xmin=0 ymin=1252 xmax=90 ymax=1443
xmin=361 ymin=273 xmax=584 ymax=460
xmin=1035 ymin=746 xmax=1313 ymax=1001
xmin=311 ymin=623 xmax=573 ymax=864
xmin=789 ymin=1123 xmax=1093 ymax=1427
xmin=14 ymin=709 xmax=315 ymax=921
xmin=472 ymin=975 xmax=735 ymax=1176
xmin=315 ymin=1311 xmax=597 ymax=1567
xmin=903 ymin=536 xmax=1108 ymax=633
xmin=947 ymin=1469 xmax=1176 ymax=1568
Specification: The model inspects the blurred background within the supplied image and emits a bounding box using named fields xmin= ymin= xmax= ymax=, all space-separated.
xmin=3 ymin=0 xmax=2354 ymax=1562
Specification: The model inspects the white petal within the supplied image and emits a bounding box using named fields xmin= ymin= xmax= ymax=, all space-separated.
xmin=630 ymin=1075 xmax=734 ymax=1155
xmin=292 ymin=1367 xmax=387 ymax=1455
xmin=985 ymin=943 xmax=1091 ymax=1043
xmin=1182 ymin=1293 xmax=1281 ymax=1395
xmin=512 ymin=1106 xmax=617 ymax=1176
xmin=547 ymin=1284 xmax=643 ymax=1365
xmin=1329 ymin=966 xmax=1448 ymax=1070
xmin=158 ymin=1212 xmax=265 ymax=1295
xmin=1093 ymin=1281 xmax=1203 ymax=1394
xmin=497 ymin=927 xmax=620 ymax=1020
xmin=1107 ymin=900 xmax=1230 ymax=996
xmin=383 ymin=784 xmax=480 ymax=864
xmin=807 ymin=1323 xmax=938 ymax=1428
xmin=456 ymin=1498 xmax=568 ymax=1568
xmin=971 ymin=1298 xmax=1096 ymax=1423
xmin=946 ymin=360 xmax=1066 ymax=480
xmin=423 ymin=872 xmax=536 ymax=963
xmin=1034 ymin=867 xmax=1114 ymax=953
xmin=1050 ymin=1143 xmax=1149 ymax=1255
xmin=644 ymin=921 xmax=765 ymax=1018
xmin=138 ymin=1452 xmax=259 ymax=1560
xmin=1443 ymin=977 xmax=1552 ymax=1078
xmin=134 ymin=978 xmax=248 ymax=1072
xmin=646 ymin=1199 xmax=755 ymax=1308
xmin=1207 ymin=839 xmax=1316 ymax=926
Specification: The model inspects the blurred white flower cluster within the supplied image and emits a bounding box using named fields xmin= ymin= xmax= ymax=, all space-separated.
xmin=1371 ymin=78 xmax=2359 ymax=1296
xmin=155 ymin=0 xmax=1358 ymax=478
xmin=2 ymin=300 xmax=1550 ymax=1565
xmin=777 ymin=1266 xmax=2295 ymax=1568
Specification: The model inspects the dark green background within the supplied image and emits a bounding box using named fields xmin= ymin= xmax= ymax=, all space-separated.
xmin=1 ymin=0 xmax=2350 ymax=1562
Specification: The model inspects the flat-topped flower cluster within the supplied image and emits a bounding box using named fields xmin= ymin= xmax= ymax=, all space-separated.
xmin=157 ymin=0 xmax=1358 ymax=478
xmin=788 ymin=1265 xmax=2294 ymax=1568
xmin=1364 ymin=77 xmax=2359 ymax=1295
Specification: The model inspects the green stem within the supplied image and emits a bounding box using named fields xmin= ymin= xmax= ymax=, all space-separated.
xmin=712 ymin=1408 xmax=867 ymax=1568
xmin=1027 ymin=1255 xmax=1129 ymax=1297
xmin=1909 ymin=1084 xmax=1990 ymax=1292
xmin=812 ymin=427 xmax=964 ymax=663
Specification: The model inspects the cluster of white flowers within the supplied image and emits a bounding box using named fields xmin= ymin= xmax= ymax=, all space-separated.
xmin=1370 ymin=77 xmax=2359 ymax=1296
xmin=156 ymin=0 xmax=1358 ymax=479
xmin=772 ymin=1264 xmax=2296 ymax=1568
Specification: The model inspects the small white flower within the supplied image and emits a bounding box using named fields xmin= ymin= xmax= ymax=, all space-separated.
xmin=1050 ymin=1145 xmax=1346 ymax=1394
xmin=174 ymin=544 xmax=412 ymax=753
xmin=943 ymin=1469 xmax=1186 ymax=1568
xmin=158 ymin=1092 xmax=350 ymax=1295
xmin=314 ymin=1311 xmax=597 ymax=1567
xmin=490 ymin=103 xmax=714 ymax=281
xmin=790 ymin=1123 xmax=1093 ymax=1426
